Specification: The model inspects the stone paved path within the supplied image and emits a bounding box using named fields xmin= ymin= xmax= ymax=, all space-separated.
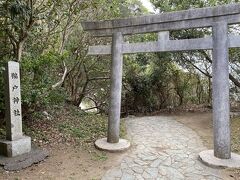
xmin=102 ymin=116 xmax=225 ymax=180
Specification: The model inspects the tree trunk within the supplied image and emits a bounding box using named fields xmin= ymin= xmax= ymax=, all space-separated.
xmin=16 ymin=41 xmax=25 ymax=62
xmin=179 ymin=95 xmax=183 ymax=106
xmin=208 ymin=76 xmax=212 ymax=104
xmin=200 ymin=50 xmax=240 ymax=88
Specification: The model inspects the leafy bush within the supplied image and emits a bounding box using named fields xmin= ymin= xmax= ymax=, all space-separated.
xmin=0 ymin=59 xmax=8 ymax=117
xmin=0 ymin=69 xmax=4 ymax=115
xmin=20 ymin=51 xmax=68 ymax=112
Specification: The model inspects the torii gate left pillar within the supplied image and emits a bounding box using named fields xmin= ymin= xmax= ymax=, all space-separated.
xmin=108 ymin=32 xmax=123 ymax=143
xmin=94 ymin=32 xmax=131 ymax=152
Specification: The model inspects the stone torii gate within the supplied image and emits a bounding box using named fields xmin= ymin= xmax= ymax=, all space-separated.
xmin=81 ymin=3 xmax=240 ymax=167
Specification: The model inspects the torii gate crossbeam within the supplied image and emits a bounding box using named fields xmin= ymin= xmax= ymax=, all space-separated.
xmin=81 ymin=3 xmax=240 ymax=168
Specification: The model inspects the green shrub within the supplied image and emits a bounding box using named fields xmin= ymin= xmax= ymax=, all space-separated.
xmin=0 ymin=59 xmax=8 ymax=116
xmin=21 ymin=51 xmax=68 ymax=111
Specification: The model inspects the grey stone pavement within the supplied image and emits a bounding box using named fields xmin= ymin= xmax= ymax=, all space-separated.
xmin=102 ymin=116 xmax=225 ymax=180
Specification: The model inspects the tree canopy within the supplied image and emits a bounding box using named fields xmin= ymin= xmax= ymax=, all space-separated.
xmin=0 ymin=0 xmax=240 ymax=117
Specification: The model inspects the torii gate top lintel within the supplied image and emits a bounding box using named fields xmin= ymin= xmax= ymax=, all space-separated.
xmin=81 ymin=3 xmax=240 ymax=37
xmin=81 ymin=3 xmax=240 ymax=56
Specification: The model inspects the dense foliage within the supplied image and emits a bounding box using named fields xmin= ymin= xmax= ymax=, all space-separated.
xmin=0 ymin=0 xmax=240 ymax=119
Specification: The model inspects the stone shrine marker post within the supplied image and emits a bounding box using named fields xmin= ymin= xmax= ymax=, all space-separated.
xmin=0 ymin=62 xmax=48 ymax=170
xmin=0 ymin=61 xmax=31 ymax=157
xmin=81 ymin=3 xmax=240 ymax=168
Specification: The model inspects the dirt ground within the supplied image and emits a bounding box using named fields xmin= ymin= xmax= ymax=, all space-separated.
xmin=174 ymin=112 xmax=214 ymax=149
xmin=0 ymin=144 xmax=127 ymax=180
xmin=0 ymin=112 xmax=240 ymax=179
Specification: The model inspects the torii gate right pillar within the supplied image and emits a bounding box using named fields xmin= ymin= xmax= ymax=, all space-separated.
xmin=199 ymin=21 xmax=240 ymax=167
xmin=212 ymin=22 xmax=231 ymax=159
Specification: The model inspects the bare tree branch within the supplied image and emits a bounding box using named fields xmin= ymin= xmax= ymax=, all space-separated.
xmin=52 ymin=61 xmax=68 ymax=89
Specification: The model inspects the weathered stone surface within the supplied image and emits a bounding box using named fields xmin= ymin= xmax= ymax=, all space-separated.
xmin=150 ymin=158 xmax=162 ymax=168
xmin=199 ymin=150 xmax=240 ymax=168
xmin=159 ymin=166 xmax=185 ymax=180
xmin=107 ymin=32 xmax=123 ymax=143
xmin=0 ymin=61 xmax=32 ymax=158
xmin=212 ymin=22 xmax=231 ymax=159
xmin=88 ymin=37 xmax=215 ymax=55
xmin=81 ymin=3 xmax=240 ymax=36
xmin=0 ymin=136 xmax=31 ymax=157
xmin=95 ymin=138 xmax=130 ymax=153
xmin=132 ymin=166 xmax=143 ymax=174
xmin=4 ymin=61 xmax=23 ymax=141
xmin=142 ymin=167 xmax=158 ymax=178
xmin=120 ymin=172 xmax=135 ymax=180
xmin=0 ymin=148 xmax=48 ymax=171
xmin=101 ymin=117 xmax=225 ymax=180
